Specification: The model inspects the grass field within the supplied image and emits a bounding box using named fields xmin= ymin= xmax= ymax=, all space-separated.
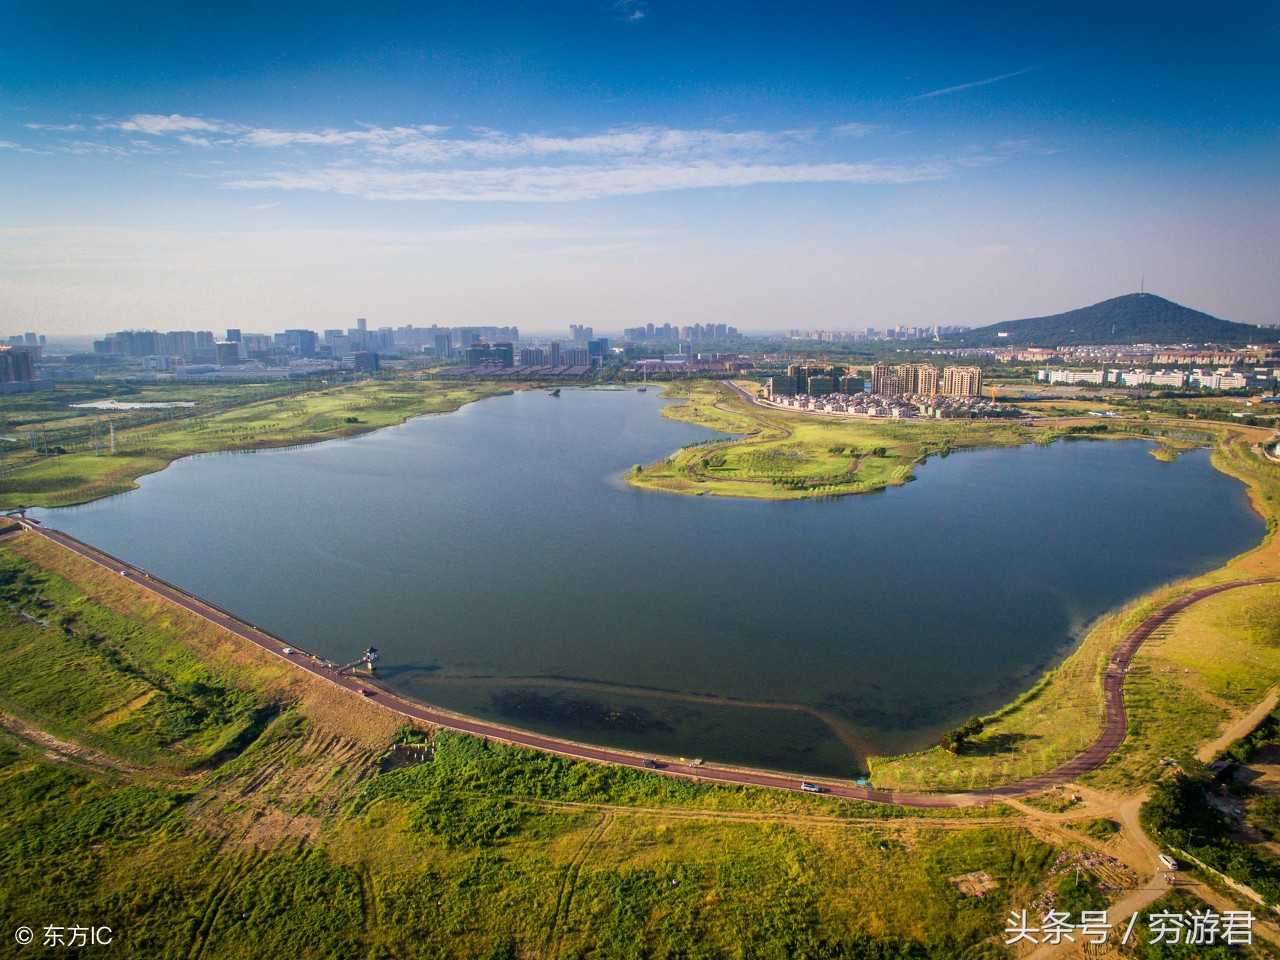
xmin=0 ymin=529 xmax=1108 ymax=960
xmin=0 ymin=378 xmax=508 ymax=509
xmin=628 ymin=381 xmax=1042 ymax=500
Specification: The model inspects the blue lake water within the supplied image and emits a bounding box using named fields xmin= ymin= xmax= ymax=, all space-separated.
xmin=35 ymin=388 xmax=1265 ymax=776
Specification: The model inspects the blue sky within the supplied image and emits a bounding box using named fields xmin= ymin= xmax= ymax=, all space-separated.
xmin=1 ymin=0 xmax=1276 ymax=336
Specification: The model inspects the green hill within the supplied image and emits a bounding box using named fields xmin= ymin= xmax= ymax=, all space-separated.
xmin=946 ymin=294 xmax=1278 ymax=347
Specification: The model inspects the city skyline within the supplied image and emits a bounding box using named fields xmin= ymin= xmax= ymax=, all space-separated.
xmin=1 ymin=1 xmax=1276 ymax=336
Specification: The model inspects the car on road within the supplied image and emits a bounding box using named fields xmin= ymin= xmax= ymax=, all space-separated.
xmin=1158 ymin=854 xmax=1179 ymax=870
xmin=800 ymin=782 xmax=822 ymax=793
xmin=282 ymin=647 xmax=293 ymax=655
xmin=641 ymin=759 xmax=658 ymax=769
xmin=357 ymin=688 xmax=374 ymax=697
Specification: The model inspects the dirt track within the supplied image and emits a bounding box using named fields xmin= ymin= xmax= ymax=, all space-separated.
xmin=14 ymin=517 xmax=1277 ymax=809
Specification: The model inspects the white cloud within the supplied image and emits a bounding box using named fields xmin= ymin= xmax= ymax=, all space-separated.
xmin=116 ymin=113 xmax=223 ymax=134
xmin=615 ymin=0 xmax=646 ymax=21
xmin=228 ymin=158 xmax=952 ymax=202
xmin=11 ymin=113 xmax=1017 ymax=203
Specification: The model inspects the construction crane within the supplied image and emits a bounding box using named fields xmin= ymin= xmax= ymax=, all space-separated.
xmin=336 ymin=647 xmax=379 ymax=674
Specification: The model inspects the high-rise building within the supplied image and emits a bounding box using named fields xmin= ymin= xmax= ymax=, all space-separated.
xmin=520 ymin=346 xmax=545 ymax=365
xmin=942 ymin=365 xmax=983 ymax=396
xmin=0 ymin=346 xmax=37 ymax=383
xmin=871 ymin=362 xmax=891 ymax=395
xmin=881 ymin=373 xmax=906 ymax=395
xmin=434 ymin=333 xmax=453 ymax=359
xmin=225 ymin=328 xmax=241 ymax=342
xmin=570 ymin=324 xmax=593 ymax=342
xmin=548 ymin=341 xmax=562 ymax=366
xmin=766 ymin=376 xmax=797 ymax=397
xmin=917 ymin=364 xmax=940 ymax=395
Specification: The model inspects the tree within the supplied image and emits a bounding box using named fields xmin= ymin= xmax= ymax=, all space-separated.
xmin=939 ymin=716 xmax=984 ymax=754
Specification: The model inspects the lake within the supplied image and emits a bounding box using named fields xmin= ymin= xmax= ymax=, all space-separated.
xmin=34 ymin=388 xmax=1265 ymax=777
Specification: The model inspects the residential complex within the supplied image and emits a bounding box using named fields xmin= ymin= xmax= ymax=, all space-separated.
xmin=869 ymin=362 xmax=982 ymax=397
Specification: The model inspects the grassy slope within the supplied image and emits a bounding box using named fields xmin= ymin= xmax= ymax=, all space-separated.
xmin=0 ymin=531 xmax=1079 ymax=960
xmin=0 ymin=378 xmax=508 ymax=509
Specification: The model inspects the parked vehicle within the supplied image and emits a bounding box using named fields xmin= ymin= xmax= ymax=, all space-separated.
xmin=1158 ymin=854 xmax=1179 ymax=870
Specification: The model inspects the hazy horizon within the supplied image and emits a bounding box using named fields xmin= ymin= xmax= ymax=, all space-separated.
xmin=2 ymin=1 xmax=1276 ymax=337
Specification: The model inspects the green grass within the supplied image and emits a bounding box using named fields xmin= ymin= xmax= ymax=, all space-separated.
xmin=0 ymin=535 xmax=1094 ymax=960
xmin=0 ymin=378 xmax=509 ymax=509
xmin=0 ymin=550 xmax=268 ymax=769
xmin=628 ymin=380 xmax=1134 ymax=501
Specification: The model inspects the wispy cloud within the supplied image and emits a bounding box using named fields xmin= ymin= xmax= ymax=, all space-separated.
xmin=8 ymin=112 xmax=1030 ymax=203
xmin=114 ymin=113 xmax=223 ymax=134
xmin=228 ymin=159 xmax=953 ymax=202
xmin=614 ymin=0 xmax=646 ymax=21
xmin=911 ymin=65 xmax=1041 ymax=100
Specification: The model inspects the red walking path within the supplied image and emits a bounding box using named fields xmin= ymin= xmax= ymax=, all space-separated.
xmin=13 ymin=518 xmax=1276 ymax=809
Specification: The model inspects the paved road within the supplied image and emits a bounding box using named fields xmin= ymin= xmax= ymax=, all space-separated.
xmin=13 ymin=518 xmax=1277 ymax=808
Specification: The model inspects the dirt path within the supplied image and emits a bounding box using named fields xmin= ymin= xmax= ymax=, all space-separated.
xmin=12 ymin=518 xmax=1278 ymax=811
xmin=0 ymin=712 xmax=143 ymax=775
xmin=1196 ymin=684 xmax=1278 ymax=763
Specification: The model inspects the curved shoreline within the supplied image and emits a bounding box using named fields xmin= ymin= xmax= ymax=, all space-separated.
xmin=14 ymin=517 xmax=1273 ymax=809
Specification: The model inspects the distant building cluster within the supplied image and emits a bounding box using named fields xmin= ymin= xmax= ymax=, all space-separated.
xmin=763 ymin=361 xmax=1000 ymax=419
xmin=622 ymin=322 xmax=740 ymax=342
xmin=1037 ymin=368 xmax=1262 ymax=390
xmin=766 ymin=362 xmax=982 ymax=399
xmin=624 ymin=352 xmax=755 ymax=375
xmin=765 ymin=364 xmax=865 ymax=398
xmin=786 ymin=325 xmax=968 ymax=342
xmin=0 ymin=345 xmax=38 ymax=383
xmin=437 ymin=333 xmax=611 ymax=378
xmin=768 ymin=391 xmax=1012 ymax=420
